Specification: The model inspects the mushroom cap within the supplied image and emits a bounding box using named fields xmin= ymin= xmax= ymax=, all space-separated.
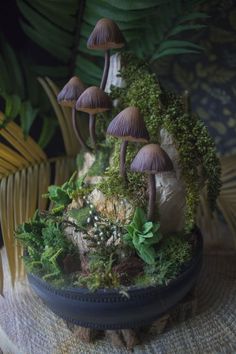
xmin=87 ymin=18 xmax=125 ymax=50
xmin=75 ymin=86 xmax=112 ymax=114
xmin=106 ymin=107 xmax=149 ymax=142
xmin=57 ymin=76 xmax=85 ymax=107
xmin=131 ymin=144 xmax=173 ymax=174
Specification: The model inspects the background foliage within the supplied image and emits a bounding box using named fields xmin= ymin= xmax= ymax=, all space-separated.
xmin=0 ymin=0 xmax=207 ymax=150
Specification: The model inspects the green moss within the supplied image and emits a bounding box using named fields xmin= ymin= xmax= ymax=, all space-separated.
xmin=76 ymin=151 xmax=85 ymax=171
xmin=16 ymin=210 xmax=79 ymax=282
xmin=67 ymin=206 xmax=90 ymax=228
xmin=99 ymin=52 xmax=221 ymax=230
xmin=134 ymin=233 xmax=192 ymax=287
xmin=87 ymin=145 xmax=112 ymax=176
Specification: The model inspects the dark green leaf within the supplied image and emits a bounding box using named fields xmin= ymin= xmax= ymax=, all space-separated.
xmin=169 ymin=24 xmax=206 ymax=36
xmin=179 ymin=12 xmax=209 ymax=23
xmin=5 ymin=94 xmax=22 ymax=119
xmin=101 ymin=0 xmax=167 ymax=10
xmin=158 ymin=40 xmax=202 ymax=52
xmin=20 ymin=100 xmax=39 ymax=137
xmin=38 ymin=116 xmax=57 ymax=148
xmin=151 ymin=48 xmax=200 ymax=61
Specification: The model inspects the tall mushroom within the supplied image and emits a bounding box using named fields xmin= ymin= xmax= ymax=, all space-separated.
xmin=87 ymin=18 xmax=125 ymax=91
xmin=106 ymin=107 xmax=149 ymax=181
xmin=130 ymin=144 xmax=173 ymax=221
xmin=76 ymin=86 xmax=112 ymax=148
xmin=57 ymin=76 xmax=91 ymax=151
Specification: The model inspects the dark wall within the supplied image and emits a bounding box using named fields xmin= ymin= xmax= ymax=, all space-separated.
xmin=156 ymin=0 xmax=236 ymax=155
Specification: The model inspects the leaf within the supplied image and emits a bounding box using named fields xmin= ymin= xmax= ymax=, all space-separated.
xmin=158 ymin=40 xmax=202 ymax=52
xmin=101 ymin=0 xmax=167 ymax=10
xmin=4 ymin=94 xmax=22 ymax=119
xmin=143 ymin=222 xmax=154 ymax=234
xmin=38 ymin=116 xmax=57 ymax=149
xmin=47 ymin=185 xmax=71 ymax=207
xmin=19 ymin=101 xmax=39 ymax=137
xmin=1 ymin=40 xmax=25 ymax=96
xmin=133 ymin=208 xmax=147 ymax=229
xmin=169 ymin=24 xmax=206 ymax=36
xmin=179 ymin=12 xmax=209 ymax=23
xmin=151 ymin=48 xmax=200 ymax=62
xmin=138 ymin=246 xmax=156 ymax=265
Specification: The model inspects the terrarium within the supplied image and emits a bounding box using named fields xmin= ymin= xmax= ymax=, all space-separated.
xmin=16 ymin=18 xmax=221 ymax=347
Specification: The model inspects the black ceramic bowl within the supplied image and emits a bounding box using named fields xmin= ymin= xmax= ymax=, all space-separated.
xmin=28 ymin=230 xmax=203 ymax=330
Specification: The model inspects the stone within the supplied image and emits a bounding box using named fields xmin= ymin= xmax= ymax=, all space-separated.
xmin=156 ymin=128 xmax=186 ymax=233
xmin=88 ymin=188 xmax=134 ymax=224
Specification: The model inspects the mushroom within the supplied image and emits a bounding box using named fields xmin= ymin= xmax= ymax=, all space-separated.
xmin=57 ymin=76 xmax=91 ymax=151
xmin=130 ymin=144 xmax=173 ymax=221
xmin=87 ymin=18 xmax=125 ymax=91
xmin=76 ymin=86 xmax=112 ymax=148
xmin=106 ymin=107 xmax=149 ymax=181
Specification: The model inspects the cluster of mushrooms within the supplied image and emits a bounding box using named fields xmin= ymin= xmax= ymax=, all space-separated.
xmin=57 ymin=18 xmax=173 ymax=222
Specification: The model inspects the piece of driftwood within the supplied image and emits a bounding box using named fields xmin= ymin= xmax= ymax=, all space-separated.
xmin=67 ymin=288 xmax=197 ymax=350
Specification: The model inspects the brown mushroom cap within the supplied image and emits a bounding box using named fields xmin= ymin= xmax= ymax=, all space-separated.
xmin=57 ymin=76 xmax=85 ymax=107
xmin=131 ymin=144 xmax=173 ymax=174
xmin=87 ymin=18 xmax=125 ymax=50
xmin=75 ymin=86 xmax=112 ymax=114
xmin=106 ymin=107 xmax=149 ymax=142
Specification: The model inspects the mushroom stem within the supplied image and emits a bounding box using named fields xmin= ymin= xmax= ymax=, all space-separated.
xmin=72 ymin=108 xmax=92 ymax=152
xmin=120 ymin=140 xmax=128 ymax=182
xmin=147 ymin=174 xmax=156 ymax=222
xmin=89 ymin=114 xmax=97 ymax=149
xmin=100 ymin=49 xmax=110 ymax=91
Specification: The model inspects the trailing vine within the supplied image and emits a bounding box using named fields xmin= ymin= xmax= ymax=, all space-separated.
xmin=99 ymin=52 xmax=221 ymax=230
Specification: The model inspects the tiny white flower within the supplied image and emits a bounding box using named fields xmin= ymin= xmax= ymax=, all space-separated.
xmin=99 ymin=232 xmax=104 ymax=236
xmin=87 ymin=217 xmax=91 ymax=223
xmin=94 ymin=216 xmax=99 ymax=221
xmin=89 ymin=210 xmax=93 ymax=215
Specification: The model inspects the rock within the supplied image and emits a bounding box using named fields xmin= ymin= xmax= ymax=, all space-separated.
xmin=77 ymin=152 xmax=96 ymax=178
xmin=88 ymin=188 xmax=134 ymax=223
xmin=156 ymin=128 xmax=186 ymax=233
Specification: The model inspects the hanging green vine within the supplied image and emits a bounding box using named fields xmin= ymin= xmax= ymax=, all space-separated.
xmin=99 ymin=52 xmax=221 ymax=230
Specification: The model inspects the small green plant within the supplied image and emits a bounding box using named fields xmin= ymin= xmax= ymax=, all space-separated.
xmin=123 ymin=208 xmax=162 ymax=265
xmin=16 ymin=210 xmax=79 ymax=280
xmin=44 ymin=172 xmax=85 ymax=213
xmin=75 ymin=254 xmax=120 ymax=291
xmin=134 ymin=234 xmax=192 ymax=287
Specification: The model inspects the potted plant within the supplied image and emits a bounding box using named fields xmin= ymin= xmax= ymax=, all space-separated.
xmin=16 ymin=18 xmax=221 ymax=347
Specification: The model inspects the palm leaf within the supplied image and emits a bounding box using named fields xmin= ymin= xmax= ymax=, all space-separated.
xmin=0 ymin=37 xmax=57 ymax=146
xmin=197 ymin=155 xmax=236 ymax=248
xmin=0 ymin=251 xmax=3 ymax=295
xmin=0 ymin=112 xmax=77 ymax=289
xmin=17 ymin=0 xmax=207 ymax=84
xmin=37 ymin=77 xmax=81 ymax=156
